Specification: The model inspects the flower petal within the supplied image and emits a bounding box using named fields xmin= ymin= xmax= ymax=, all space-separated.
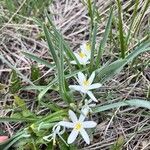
xmin=79 ymin=111 xmax=86 ymax=122
xmin=69 ymin=110 xmax=78 ymax=122
xmin=83 ymin=121 xmax=97 ymax=128
xmin=81 ymin=107 xmax=89 ymax=117
xmin=67 ymin=129 xmax=79 ymax=144
xmin=80 ymin=43 xmax=86 ymax=52
xmin=80 ymin=128 xmax=90 ymax=144
xmin=70 ymin=60 xmax=77 ymax=64
xmin=78 ymin=72 xmax=86 ymax=84
xmin=87 ymin=91 xmax=98 ymax=102
xmin=69 ymin=85 xmax=87 ymax=93
xmin=59 ymin=121 xmax=74 ymax=128
xmin=88 ymin=71 xmax=95 ymax=85
xmin=88 ymin=83 xmax=102 ymax=90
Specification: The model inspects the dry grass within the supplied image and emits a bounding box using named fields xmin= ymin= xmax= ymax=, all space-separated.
xmin=0 ymin=0 xmax=150 ymax=149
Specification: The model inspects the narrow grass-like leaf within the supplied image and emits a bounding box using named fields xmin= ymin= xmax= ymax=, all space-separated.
xmin=89 ymin=22 xmax=97 ymax=72
xmin=93 ymin=99 xmax=150 ymax=113
xmin=96 ymin=40 xmax=150 ymax=82
xmin=9 ymin=70 xmax=21 ymax=94
xmin=45 ymin=13 xmax=81 ymax=68
xmin=0 ymin=117 xmax=37 ymax=123
xmin=116 ymin=0 xmax=126 ymax=58
xmin=57 ymin=36 xmax=71 ymax=103
xmin=23 ymin=51 xmax=54 ymax=68
xmin=43 ymin=24 xmax=58 ymax=66
xmin=96 ymin=8 xmax=113 ymax=67
xmin=126 ymin=0 xmax=139 ymax=47
xmin=5 ymin=0 xmax=15 ymax=13
xmin=133 ymin=0 xmax=150 ymax=37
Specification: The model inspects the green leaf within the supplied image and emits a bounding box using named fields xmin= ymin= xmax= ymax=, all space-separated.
xmin=22 ymin=51 xmax=54 ymax=68
xmin=31 ymin=65 xmax=40 ymax=82
xmin=89 ymin=22 xmax=97 ymax=72
xmin=96 ymin=40 xmax=150 ymax=82
xmin=9 ymin=70 xmax=21 ymax=94
xmin=45 ymin=12 xmax=81 ymax=68
xmin=116 ymin=0 xmax=126 ymax=58
xmin=43 ymin=24 xmax=58 ymax=66
xmin=93 ymin=99 xmax=150 ymax=113
xmin=111 ymin=136 xmax=124 ymax=150
xmin=96 ymin=8 xmax=113 ymax=67
xmin=14 ymin=95 xmax=27 ymax=110
xmin=5 ymin=0 xmax=15 ymax=13
xmin=0 ymin=117 xmax=37 ymax=123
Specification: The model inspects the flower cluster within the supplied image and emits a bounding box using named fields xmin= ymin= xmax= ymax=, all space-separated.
xmin=43 ymin=42 xmax=101 ymax=145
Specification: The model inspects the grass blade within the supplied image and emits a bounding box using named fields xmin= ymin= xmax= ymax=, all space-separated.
xmin=43 ymin=24 xmax=58 ymax=66
xmin=89 ymin=22 xmax=97 ymax=72
xmin=116 ymin=0 xmax=126 ymax=58
xmin=22 ymin=51 xmax=54 ymax=68
xmin=96 ymin=8 xmax=113 ymax=67
xmin=93 ymin=99 xmax=150 ymax=113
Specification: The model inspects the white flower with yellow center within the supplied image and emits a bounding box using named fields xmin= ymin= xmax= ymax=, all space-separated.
xmin=71 ymin=51 xmax=90 ymax=65
xmin=80 ymin=42 xmax=91 ymax=59
xmin=43 ymin=124 xmax=66 ymax=145
xmin=69 ymin=72 xmax=102 ymax=102
xmin=59 ymin=110 xmax=97 ymax=144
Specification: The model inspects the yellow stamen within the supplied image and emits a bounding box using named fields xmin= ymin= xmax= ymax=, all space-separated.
xmin=79 ymin=52 xmax=86 ymax=58
xmin=83 ymin=80 xmax=89 ymax=86
xmin=86 ymin=43 xmax=91 ymax=51
xmin=74 ymin=122 xmax=82 ymax=131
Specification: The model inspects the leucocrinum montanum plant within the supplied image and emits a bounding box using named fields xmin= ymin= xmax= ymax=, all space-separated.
xmin=0 ymin=1 xmax=150 ymax=150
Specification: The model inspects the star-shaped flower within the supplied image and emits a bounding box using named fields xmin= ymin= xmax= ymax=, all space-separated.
xmin=71 ymin=51 xmax=90 ymax=65
xmin=80 ymin=42 xmax=91 ymax=59
xmin=69 ymin=71 xmax=102 ymax=102
xmin=59 ymin=110 xmax=97 ymax=144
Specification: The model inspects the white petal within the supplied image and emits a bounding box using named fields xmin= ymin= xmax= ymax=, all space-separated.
xmin=69 ymin=110 xmax=78 ymax=122
xmin=81 ymin=107 xmax=89 ymax=117
xmin=87 ymin=91 xmax=98 ymax=102
xmin=78 ymin=72 xmax=86 ymax=84
xmin=79 ymin=111 xmax=86 ymax=122
xmin=74 ymin=53 xmax=82 ymax=62
xmin=70 ymin=60 xmax=77 ymax=64
xmin=69 ymin=85 xmax=86 ymax=93
xmin=88 ymin=71 xmax=95 ymax=85
xmin=80 ymin=128 xmax=90 ymax=144
xmin=67 ymin=129 xmax=79 ymax=144
xmin=88 ymin=83 xmax=102 ymax=90
xmin=83 ymin=121 xmax=97 ymax=128
xmin=59 ymin=121 xmax=74 ymax=128
xmin=80 ymin=43 xmax=86 ymax=52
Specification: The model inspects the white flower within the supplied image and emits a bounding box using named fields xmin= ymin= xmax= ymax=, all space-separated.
xmin=59 ymin=110 xmax=97 ymax=144
xmin=81 ymin=99 xmax=96 ymax=116
xmin=69 ymin=71 xmax=102 ymax=102
xmin=43 ymin=124 xmax=66 ymax=145
xmin=71 ymin=51 xmax=90 ymax=65
xmin=80 ymin=42 xmax=91 ymax=59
